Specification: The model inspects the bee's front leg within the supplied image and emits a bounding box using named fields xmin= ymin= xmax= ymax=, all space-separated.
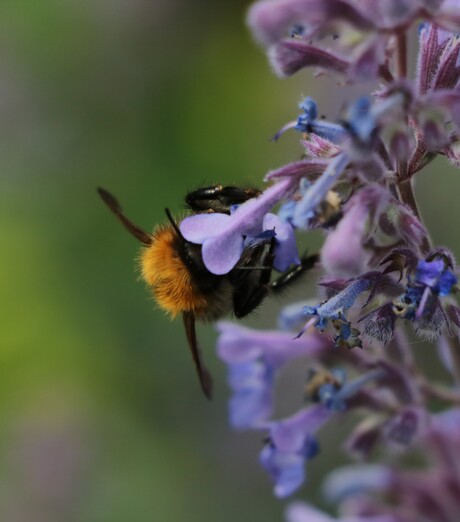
xmin=270 ymin=253 xmax=319 ymax=293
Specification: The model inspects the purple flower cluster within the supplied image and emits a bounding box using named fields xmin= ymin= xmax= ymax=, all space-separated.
xmin=183 ymin=0 xmax=460 ymax=518
xmin=285 ymin=407 xmax=460 ymax=522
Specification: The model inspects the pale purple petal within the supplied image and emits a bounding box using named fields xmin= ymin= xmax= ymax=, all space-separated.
xmin=286 ymin=502 xmax=334 ymax=522
xmin=435 ymin=1 xmax=460 ymax=32
xmin=383 ymin=406 xmax=428 ymax=446
xmin=247 ymin=0 xmax=374 ymax=48
xmin=333 ymin=369 xmax=385 ymax=406
xmin=269 ymin=39 xmax=349 ymax=77
xmin=272 ymin=120 xmax=297 ymax=141
xmin=228 ymin=361 xmax=274 ymax=429
xmin=202 ymin=231 xmax=245 ymax=275
xmin=216 ymin=321 xmax=333 ymax=367
xmin=321 ymin=203 xmax=371 ymax=277
xmin=269 ymin=405 xmax=333 ymax=451
xmin=265 ymin=159 xmax=327 ymax=182
xmin=293 ymin=152 xmax=350 ymax=228
xmin=323 ymin=464 xmax=392 ymax=503
xmin=180 ymin=212 xmax=231 ymax=243
xmin=278 ymin=300 xmax=312 ymax=330
xmin=260 ymin=444 xmax=306 ymax=498
xmin=216 ymin=322 xmax=268 ymax=362
xmin=321 ymin=185 xmax=391 ymax=276
xmin=263 ymin=213 xmax=300 ymax=271
xmin=316 ymin=277 xmax=374 ymax=319
xmin=430 ymin=407 xmax=460 ymax=437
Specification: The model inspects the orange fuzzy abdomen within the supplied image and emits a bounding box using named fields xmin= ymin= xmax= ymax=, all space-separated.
xmin=140 ymin=227 xmax=210 ymax=319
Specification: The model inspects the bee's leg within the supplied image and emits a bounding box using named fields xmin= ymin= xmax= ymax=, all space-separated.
xmin=270 ymin=253 xmax=319 ymax=293
xmin=232 ymin=239 xmax=276 ymax=318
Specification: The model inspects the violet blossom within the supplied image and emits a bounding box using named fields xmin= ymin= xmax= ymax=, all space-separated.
xmin=179 ymin=0 xmax=460 ymax=520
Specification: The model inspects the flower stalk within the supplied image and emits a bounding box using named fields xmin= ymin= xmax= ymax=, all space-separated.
xmin=199 ymin=1 xmax=460 ymax=519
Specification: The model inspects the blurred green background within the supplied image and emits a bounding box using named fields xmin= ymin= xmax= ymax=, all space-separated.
xmin=1 ymin=1 xmax=458 ymax=521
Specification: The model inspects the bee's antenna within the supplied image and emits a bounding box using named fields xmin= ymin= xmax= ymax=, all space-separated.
xmin=165 ymin=208 xmax=186 ymax=240
xmin=98 ymin=187 xmax=152 ymax=245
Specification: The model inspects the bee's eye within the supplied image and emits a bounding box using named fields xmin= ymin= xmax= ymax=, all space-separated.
xmin=181 ymin=242 xmax=208 ymax=274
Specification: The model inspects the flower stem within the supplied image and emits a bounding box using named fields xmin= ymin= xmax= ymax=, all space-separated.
xmin=393 ymin=327 xmax=416 ymax=373
xmin=420 ymin=378 xmax=460 ymax=405
xmin=445 ymin=335 xmax=460 ymax=386
xmin=396 ymin=32 xmax=407 ymax=79
xmin=396 ymin=179 xmax=431 ymax=254
xmin=394 ymin=32 xmax=410 ymax=185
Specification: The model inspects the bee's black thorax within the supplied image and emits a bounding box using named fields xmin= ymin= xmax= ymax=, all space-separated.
xmin=186 ymin=185 xmax=261 ymax=214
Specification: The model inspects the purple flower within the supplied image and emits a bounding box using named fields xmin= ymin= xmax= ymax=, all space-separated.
xmin=201 ymin=0 xmax=460 ymax=515
xmin=179 ymin=179 xmax=294 ymax=274
xmin=260 ymin=405 xmax=332 ymax=497
xmin=217 ymin=322 xmax=332 ymax=428
xmin=384 ymin=200 xmax=427 ymax=248
xmin=227 ymin=361 xmax=274 ymax=429
xmin=260 ymin=437 xmax=319 ymax=498
xmin=247 ymin=0 xmax=388 ymax=83
xmin=359 ymin=303 xmax=397 ymax=343
xmin=343 ymin=94 xmax=405 ymax=160
xmin=292 ymin=152 xmax=350 ymax=229
xmin=269 ymin=39 xmax=350 ymax=78
xmin=294 ymin=277 xmax=373 ymax=344
xmin=248 ymin=0 xmax=460 ymax=98
xmin=259 ymin=369 xmax=385 ymax=497
xmin=321 ymin=185 xmax=391 ymax=277
xmin=415 ymin=259 xmax=457 ymax=296
xmin=263 ymin=212 xmax=300 ymax=271
xmin=286 ymin=94 xmax=404 ymax=229
xmin=429 ymin=408 xmax=460 ymax=443
xmin=305 ymin=367 xmax=386 ymax=411
xmin=436 ymin=1 xmax=460 ymax=32
xmin=286 ymin=503 xmax=334 ymax=522
xmin=296 ymin=99 xmax=347 ymax=143
xmin=325 ymin=370 xmax=385 ymax=410
xmin=265 ymin=159 xmax=328 ymax=182
xmin=278 ymin=300 xmax=316 ymax=330
xmin=272 ymin=97 xmax=347 ymax=143
xmin=285 ymin=502 xmax=401 ymax=522
xmin=382 ymin=406 xmax=428 ymax=447
xmin=323 ymin=464 xmax=393 ymax=504
xmin=392 ymin=257 xmax=457 ymax=330
xmin=247 ymin=0 xmax=374 ymax=48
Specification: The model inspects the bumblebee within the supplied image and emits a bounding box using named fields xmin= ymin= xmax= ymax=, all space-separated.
xmin=98 ymin=185 xmax=318 ymax=399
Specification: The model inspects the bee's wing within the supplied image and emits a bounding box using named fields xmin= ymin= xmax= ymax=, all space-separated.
xmin=183 ymin=312 xmax=213 ymax=400
xmin=97 ymin=187 xmax=152 ymax=245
